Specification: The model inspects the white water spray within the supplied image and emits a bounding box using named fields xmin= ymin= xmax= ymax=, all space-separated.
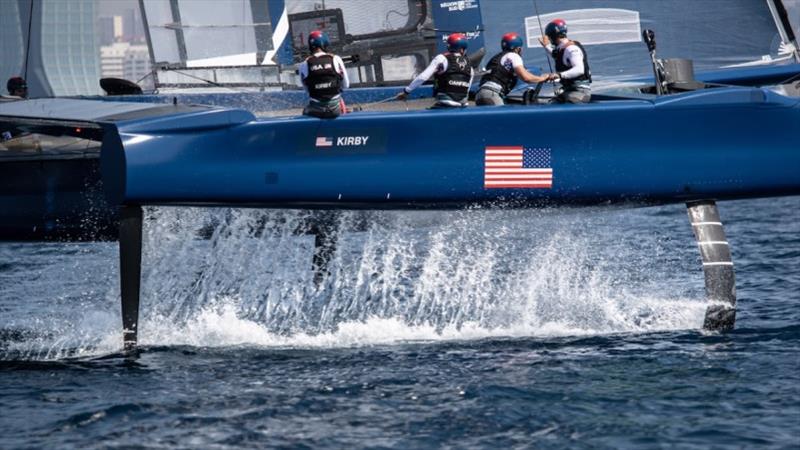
xmin=2 ymin=205 xmax=708 ymax=359
xmin=136 ymin=207 xmax=706 ymax=346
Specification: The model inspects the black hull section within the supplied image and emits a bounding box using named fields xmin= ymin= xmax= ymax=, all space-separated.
xmin=0 ymin=158 xmax=117 ymax=241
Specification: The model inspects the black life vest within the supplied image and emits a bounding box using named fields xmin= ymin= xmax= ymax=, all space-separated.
xmin=434 ymin=52 xmax=471 ymax=102
xmin=304 ymin=54 xmax=342 ymax=101
xmin=553 ymin=41 xmax=592 ymax=88
xmin=480 ymin=51 xmax=518 ymax=96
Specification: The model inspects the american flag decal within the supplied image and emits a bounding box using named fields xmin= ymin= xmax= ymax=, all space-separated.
xmin=484 ymin=146 xmax=553 ymax=189
xmin=315 ymin=136 xmax=333 ymax=147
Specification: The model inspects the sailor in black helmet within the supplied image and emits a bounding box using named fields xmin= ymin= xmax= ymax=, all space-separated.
xmin=299 ymin=30 xmax=350 ymax=118
xmin=5 ymin=76 xmax=28 ymax=99
xmin=397 ymin=33 xmax=473 ymax=108
xmin=538 ymin=19 xmax=592 ymax=104
xmin=476 ymin=32 xmax=551 ymax=106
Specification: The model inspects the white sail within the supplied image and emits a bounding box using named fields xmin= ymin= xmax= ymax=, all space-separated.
xmin=489 ymin=0 xmax=797 ymax=80
xmin=525 ymin=9 xmax=642 ymax=47
xmin=143 ymin=0 xmax=267 ymax=67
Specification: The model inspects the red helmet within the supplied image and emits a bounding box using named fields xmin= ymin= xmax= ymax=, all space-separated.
xmin=501 ymin=32 xmax=524 ymax=51
xmin=308 ymin=30 xmax=330 ymax=50
xmin=446 ymin=33 xmax=468 ymax=52
xmin=545 ymin=19 xmax=568 ymax=41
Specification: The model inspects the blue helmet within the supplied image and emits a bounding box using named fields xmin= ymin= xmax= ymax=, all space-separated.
xmin=308 ymin=30 xmax=330 ymax=50
xmin=446 ymin=33 xmax=468 ymax=52
xmin=501 ymin=32 xmax=523 ymax=51
xmin=544 ymin=19 xmax=568 ymax=41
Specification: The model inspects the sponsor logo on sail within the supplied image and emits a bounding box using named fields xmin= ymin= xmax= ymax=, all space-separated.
xmin=439 ymin=1 xmax=478 ymax=12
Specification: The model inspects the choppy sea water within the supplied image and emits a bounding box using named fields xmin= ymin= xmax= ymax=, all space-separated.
xmin=1 ymin=197 xmax=798 ymax=448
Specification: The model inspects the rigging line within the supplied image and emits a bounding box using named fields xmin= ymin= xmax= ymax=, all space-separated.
xmin=154 ymin=22 xmax=272 ymax=29
xmin=23 ymin=0 xmax=34 ymax=81
xmin=422 ymin=27 xmax=485 ymax=33
xmin=385 ymin=9 xmax=410 ymax=32
xmin=348 ymin=94 xmax=397 ymax=113
xmin=166 ymin=69 xmax=246 ymax=93
xmin=134 ymin=71 xmax=152 ymax=85
xmin=532 ymin=0 xmax=556 ymax=96
xmin=368 ymin=95 xmax=399 ymax=106
xmin=133 ymin=71 xmax=159 ymax=94
xmin=386 ymin=9 xmax=410 ymax=19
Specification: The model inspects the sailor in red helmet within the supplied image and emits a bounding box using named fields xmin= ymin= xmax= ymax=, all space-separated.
xmin=299 ymin=30 xmax=350 ymax=118
xmin=397 ymin=33 xmax=473 ymax=108
xmin=476 ymin=32 xmax=550 ymax=106
xmin=538 ymin=18 xmax=592 ymax=103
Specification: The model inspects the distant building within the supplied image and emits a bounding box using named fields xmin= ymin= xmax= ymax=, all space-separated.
xmin=100 ymin=42 xmax=151 ymax=86
xmin=100 ymin=42 xmax=128 ymax=79
xmin=99 ymin=9 xmax=145 ymax=46
xmin=98 ymin=16 xmax=115 ymax=46
xmin=123 ymin=45 xmax=152 ymax=87
xmin=121 ymin=8 xmax=145 ymax=43
xmin=114 ymin=16 xmax=125 ymax=41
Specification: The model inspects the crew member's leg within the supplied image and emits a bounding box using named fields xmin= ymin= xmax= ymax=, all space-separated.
xmin=562 ymin=89 xmax=591 ymax=104
xmin=432 ymin=93 xmax=468 ymax=109
xmin=303 ymin=98 xmax=344 ymax=118
xmin=475 ymin=87 xmax=505 ymax=106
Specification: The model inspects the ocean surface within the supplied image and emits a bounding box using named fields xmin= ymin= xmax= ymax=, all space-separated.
xmin=1 ymin=196 xmax=798 ymax=449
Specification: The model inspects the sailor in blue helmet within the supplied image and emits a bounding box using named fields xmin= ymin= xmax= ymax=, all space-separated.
xmin=299 ymin=30 xmax=350 ymax=118
xmin=476 ymin=32 xmax=551 ymax=106
xmin=397 ymin=33 xmax=473 ymax=108
xmin=538 ymin=18 xmax=592 ymax=103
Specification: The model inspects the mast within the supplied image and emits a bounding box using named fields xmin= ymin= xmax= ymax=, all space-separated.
xmin=138 ymin=0 xmax=160 ymax=89
xmin=766 ymin=0 xmax=800 ymax=63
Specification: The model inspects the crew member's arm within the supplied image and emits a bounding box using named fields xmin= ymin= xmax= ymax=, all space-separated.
xmin=333 ymin=55 xmax=350 ymax=89
xmin=509 ymin=52 xmax=549 ymax=84
xmin=397 ymin=54 xmax=447 ymax=99
xmin=515 ymin=65 xmax=550 ymax=83
xmin=538 ymin=36 xmax=555 ymax=57
xmin=557 ymin=45 xmax=585 ymax=80
xmin=298 ymin=59 xmax=309 ymax=84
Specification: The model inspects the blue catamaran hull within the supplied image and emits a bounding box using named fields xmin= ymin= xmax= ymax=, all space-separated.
xmin=97 ymin=87 xmax=800 ymax=209
xmin=3 ymin=81 xmax=798 ymax=346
